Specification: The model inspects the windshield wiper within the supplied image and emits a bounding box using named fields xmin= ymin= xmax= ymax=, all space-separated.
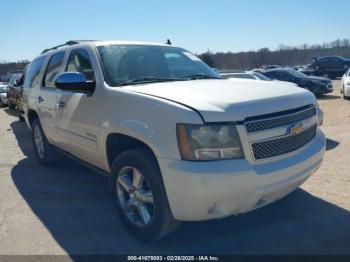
xmin=183 ymin=74 xmax=221 ymax=80
xmin=119 ymin=77 xmax=184 ymax=86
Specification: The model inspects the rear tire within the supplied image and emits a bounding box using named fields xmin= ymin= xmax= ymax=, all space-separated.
xmin=31 ymin=119 xmax=61 ymax=166
xmin=110 ymin=149 xmax=180 ymax=241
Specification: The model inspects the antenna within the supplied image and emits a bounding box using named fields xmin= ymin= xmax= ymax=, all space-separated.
xmin=166 ymin=39 xmax=172 ymax=45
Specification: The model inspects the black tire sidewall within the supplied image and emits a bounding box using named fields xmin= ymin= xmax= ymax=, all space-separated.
xmin=110 ymin=149 xmax=177 ymax=241
xmin=31 ymin=119 xmax=58 ymax=166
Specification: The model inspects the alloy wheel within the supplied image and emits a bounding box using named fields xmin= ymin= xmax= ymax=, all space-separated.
xmin=116 ymin=166 xmax=155 ymax=227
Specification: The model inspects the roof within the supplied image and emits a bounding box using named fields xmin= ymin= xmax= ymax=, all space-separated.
xmin=40 ymin=40 xmax=175 ymax=54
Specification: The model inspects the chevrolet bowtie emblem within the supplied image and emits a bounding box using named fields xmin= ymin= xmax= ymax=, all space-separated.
xmin=289 ymin=123 xmax=304 ymax=135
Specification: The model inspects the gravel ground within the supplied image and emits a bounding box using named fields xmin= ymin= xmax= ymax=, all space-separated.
xmin=0 ymin=81 xmax=349 ymax=255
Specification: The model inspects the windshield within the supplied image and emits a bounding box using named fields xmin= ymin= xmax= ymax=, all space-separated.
xmin=97 ymin=45 xmax=220 ymax=86
xmin=251 ymin=72 xmax=271 ymax=81
xmin=287 ymin=70 xmax=307 ymax=78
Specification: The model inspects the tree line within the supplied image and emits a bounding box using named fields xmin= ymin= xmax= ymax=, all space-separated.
xmin=1 ymin=39 xmax=350 ymax=75
xmin=0 ymin=60 xmax=29 ymax=76
xmin=199 ymin=38 xmax=350 ymax=70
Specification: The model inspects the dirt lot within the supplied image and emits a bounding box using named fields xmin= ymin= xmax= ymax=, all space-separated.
xmin=0 ymin=81 xmax=349 ymax=255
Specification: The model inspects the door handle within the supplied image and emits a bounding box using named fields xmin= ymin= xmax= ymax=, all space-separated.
xmin=57 ymin=101 xmax=66 ymax=108
xmin=36 ymin=96 xmax=44 ymax=103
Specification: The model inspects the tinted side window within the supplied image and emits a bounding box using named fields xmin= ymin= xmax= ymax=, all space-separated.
xmin=24 ymin=57 xmax=45 ymax=89
xmin=267 ymin=72 xmax=282 ymax=79
xmin=44 ymin=52 xmax=65 ymax=88
xmin=67 ymin=49 xmax=95 ymax=81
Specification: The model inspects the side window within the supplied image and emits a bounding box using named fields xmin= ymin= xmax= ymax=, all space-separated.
xmin=44 ymin=52 xmax=65 ymax=88
xmin=270 ymin=72 xmax=283 ymax=80
xmin=24 ymin=57 xmax=45 ymax=89
xmin=67 ymin=49 xmax=95 ymax=81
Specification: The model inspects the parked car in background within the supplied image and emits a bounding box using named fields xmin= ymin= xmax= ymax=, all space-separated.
xmin=221 ymin=71 xmax=298 ymax=87
xmin=220 ymin=71 xmax=272 ymax=80
xmin=341 ymin=68 xmax=350 ymax=99
xmin=263 ymin=69 xmax=333 ymax=96
xmin=310 ymin=56 xmax=350 ymax=79
xmin=264 ymin=65 xmax=280 ymax=70
xmin=17 ymin=66 xmax=29 ymax=121
xmin=0 ymin=84 xmax=8 ymax=107
xmin=6 ymin=74 xmax=22 ymax=109
xmin=297 ymin=64 xmax=316 ymax=76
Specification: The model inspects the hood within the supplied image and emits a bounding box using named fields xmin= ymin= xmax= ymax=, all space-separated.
xmin=305 ymin=76 xmax=331 ymax=82
xmin=122 ymin=79 xmax=316 ymax=122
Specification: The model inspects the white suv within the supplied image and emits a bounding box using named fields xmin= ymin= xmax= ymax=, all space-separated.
xmin=23 ymin=40 xmax=326 ymax=240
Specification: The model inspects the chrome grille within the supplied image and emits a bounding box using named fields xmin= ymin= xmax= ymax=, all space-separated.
xmin=245 ymin=105 xmax=316 ymax=133
xmin=251 ymin=125 xmax=317 ymax=160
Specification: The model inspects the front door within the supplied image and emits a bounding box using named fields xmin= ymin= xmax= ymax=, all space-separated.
xmin=56 ymin=48 xmax=100 ymax=165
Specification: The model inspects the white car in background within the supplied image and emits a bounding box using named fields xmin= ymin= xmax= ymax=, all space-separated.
xmin=0 ymin=84 xmax=8 ymax=107
xmin=341 ymin=68 xmax=350 ymax=99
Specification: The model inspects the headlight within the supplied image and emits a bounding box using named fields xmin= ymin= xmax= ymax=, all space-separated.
xmin=177 ymin=124 xmax=244 ymax=161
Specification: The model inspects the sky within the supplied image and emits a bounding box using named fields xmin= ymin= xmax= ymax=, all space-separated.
xmin=0 ymin=0 xmax=349 ymax=62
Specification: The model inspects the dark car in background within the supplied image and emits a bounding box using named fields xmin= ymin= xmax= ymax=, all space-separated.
xmin=16 ymin=66 xmax=28 ymax=121
xmin=263 ymin=69 xmax=333 ymax=96
xmin=310 ymin=56 xmax=350 ymax=79
xmin=6 ymin=74 xmax=22 ymax=109
xmin=220 ymin=71 xmax=272 ymax=80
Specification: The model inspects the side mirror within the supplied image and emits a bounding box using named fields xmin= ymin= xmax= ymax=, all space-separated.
xmin=55 ymin=72 xmax=95 ymax=95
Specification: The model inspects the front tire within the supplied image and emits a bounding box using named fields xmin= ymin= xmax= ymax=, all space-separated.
xmin=31 ymin=119 xmax=60 ymax=166
xmin=110 ymin=149 xmax=180 ymax=241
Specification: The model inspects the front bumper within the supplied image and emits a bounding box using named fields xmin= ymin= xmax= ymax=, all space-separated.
xmin=158 ymin=129 xmax=325 ymax=221
xmin=316 ymin=83 xmax=333 ymax=94
xmin=344 ymin=85 xmax=350 ymax=97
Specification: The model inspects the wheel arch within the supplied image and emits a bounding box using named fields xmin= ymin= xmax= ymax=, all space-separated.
xmin=27 ymin=109 xmax=40 ymax=128
xmin=105 ymin=132 xmax=160 ymax=170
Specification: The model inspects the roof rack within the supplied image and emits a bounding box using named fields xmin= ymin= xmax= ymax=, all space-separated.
xmin=41 ymin=40 xmax=98 ymax=54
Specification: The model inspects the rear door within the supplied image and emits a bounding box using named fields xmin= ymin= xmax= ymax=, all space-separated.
xmin=55 ymin=48 xmax=100 ymax=164
xmin=38 ymin=51 xmax=66 ymax=142
xmin=330 ymin=57 xmax=343 ymax=69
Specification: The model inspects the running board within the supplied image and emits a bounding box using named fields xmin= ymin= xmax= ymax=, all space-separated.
xmin=54 ymin=146 xmax=109 ymax=177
